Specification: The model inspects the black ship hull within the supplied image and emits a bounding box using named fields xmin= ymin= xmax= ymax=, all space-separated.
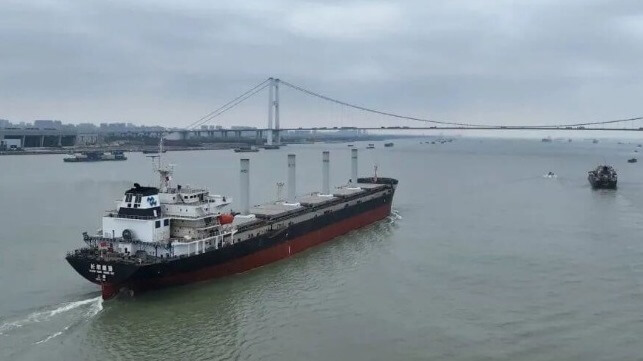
xmin=67 ymin=182 xmax=396 ymax=299
xmin=64 ymin=158 xmax=127 ymax=162
xmin=588 ymin=176 xmax=617 ymax=189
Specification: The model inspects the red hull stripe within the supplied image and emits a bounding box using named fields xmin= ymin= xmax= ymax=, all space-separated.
xmin=101 ymin=282 xmax=120 ymax=299
xmin=132 ymin=202 xmax=392 ymax=290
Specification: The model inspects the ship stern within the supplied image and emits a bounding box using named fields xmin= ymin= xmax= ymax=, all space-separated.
xmin=66 ymin=250 xmax=142 ymax=299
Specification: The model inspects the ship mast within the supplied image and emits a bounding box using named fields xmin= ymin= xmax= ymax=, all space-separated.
xmin=155 ymin=136 xmax=172 ymax=192
xmin=158 ymin=136 xmax=163 ymax=170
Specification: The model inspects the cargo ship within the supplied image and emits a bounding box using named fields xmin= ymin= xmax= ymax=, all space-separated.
xmin=588 ymin=165 xmax=617 ymax=189
xmin=66 ymin=148 xmax=398 ymax=299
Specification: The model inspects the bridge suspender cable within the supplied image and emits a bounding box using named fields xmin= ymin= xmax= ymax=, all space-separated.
xmin=187 ymin=79 xmax=271 ymax=129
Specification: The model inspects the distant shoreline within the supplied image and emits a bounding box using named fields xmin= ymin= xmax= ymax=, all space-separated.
xmin=0 ymin=143 xmax=246 ymax=156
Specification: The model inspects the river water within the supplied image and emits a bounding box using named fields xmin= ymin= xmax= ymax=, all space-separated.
xmin=2 ymin=138 xmax=643 ymax=360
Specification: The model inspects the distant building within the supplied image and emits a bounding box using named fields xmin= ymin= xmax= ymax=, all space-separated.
xmin=34 ymin=120 xmax=62 ymax=129
xmin=76 ymin=123 xmax=98 ymax=132
xmin=231 ymin=126 xmax=257 ymax=130
xmin=0 ymin=119 xmax=9 ymax=128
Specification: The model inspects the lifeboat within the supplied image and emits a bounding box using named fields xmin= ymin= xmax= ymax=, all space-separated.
xmin=218 ymin=213 xmax=235 ymax=225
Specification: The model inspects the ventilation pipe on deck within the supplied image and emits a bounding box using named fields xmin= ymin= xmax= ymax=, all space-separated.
xmin=351 ymin=148 xmax=358 ymax=184
xmin=288 ymin=154 xmax=296 ymax=202
xmin=322 ymin=151 xmax=330 ymax=194
xmin=240 ymin=158 xmax=250 ymax=215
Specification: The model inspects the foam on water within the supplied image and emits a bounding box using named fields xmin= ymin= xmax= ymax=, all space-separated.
xmin=0 ymin=297 xmax=102 ymax=335
xmin=0 ymin=296 xmax=103 ymax=349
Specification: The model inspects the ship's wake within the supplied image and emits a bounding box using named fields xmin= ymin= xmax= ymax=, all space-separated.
xmin=0 ymin=296 xmax=103 ymax=354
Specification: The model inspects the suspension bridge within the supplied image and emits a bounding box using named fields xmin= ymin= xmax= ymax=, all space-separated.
xmin=177 ymin=77 xmax=643 ymax=141
xmin=83 ymin=77 xmax=643 ymax=146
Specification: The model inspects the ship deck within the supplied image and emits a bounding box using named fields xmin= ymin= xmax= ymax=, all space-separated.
xmin=234 ymin=180 xmax=394 ymax=232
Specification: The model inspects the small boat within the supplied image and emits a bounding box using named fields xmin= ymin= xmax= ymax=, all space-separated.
xmin=544 ymin=171 xmax=557 ymax=178
xmin=233 ymin=147 xmax=259 ymax=153
xmin=347 ymin=144 xmax=354 ymax=147
xmin=263 ymin=144 xmax=280 ymax=150
xmin=588 ymin=165 xmax=617 ymax=189
xmin=541 ymin=137 xmax=552 ymax=143
xmin=628 ymin=158 xmax=637 ymax=163
xmin=142 ymin=149 xmax=167 ymax=154
xmin=592 ymin=139 xmax=599 ymax=144
xmin=384 ymin=143 xmax=394 ymax=147
xmin=366 ymin=144 xmax=375 ymax=149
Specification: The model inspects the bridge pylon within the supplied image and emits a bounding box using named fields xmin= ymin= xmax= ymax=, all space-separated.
xmin=266 ymin=77 xmax=281 ymax=146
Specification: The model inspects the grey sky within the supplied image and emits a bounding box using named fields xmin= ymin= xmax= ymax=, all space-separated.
xmin=2 ymin=0 xmax=643 ymax=129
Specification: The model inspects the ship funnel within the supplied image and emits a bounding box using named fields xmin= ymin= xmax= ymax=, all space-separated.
xmin=240 ymin=158 xmax=250 ymax=215
xmin=351 ymin=148 xmax=358 ymax=183
xmin=322 ymin=151 xmax=330 ymax=194
xmin=287 ymin=154 xmax=296 ymax=202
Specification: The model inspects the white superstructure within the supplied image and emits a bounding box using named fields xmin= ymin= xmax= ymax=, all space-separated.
xmin=95 ymin=139 xmax=235 ymax=258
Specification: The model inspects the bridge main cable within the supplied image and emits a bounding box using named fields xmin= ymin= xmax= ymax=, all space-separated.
xmin=279 ymin=79 xmax=481 ymax=127
xmin=279 ymin=79 xmax=643 ymax=128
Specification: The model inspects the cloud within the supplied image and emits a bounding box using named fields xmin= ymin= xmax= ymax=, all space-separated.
xmin=286 ymin=2 xmax=402 ymax=40
xmin=1 ymin=0 xmax=643 ymax=128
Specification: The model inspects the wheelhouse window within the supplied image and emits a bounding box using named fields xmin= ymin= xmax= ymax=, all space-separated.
xmin=164 ymin=219 xmax=169 ymax=226
xmin=155 ymin=220 xmax=161 ymax=228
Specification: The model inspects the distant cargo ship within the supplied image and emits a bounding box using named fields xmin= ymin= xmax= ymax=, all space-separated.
xmin=588 ymin=165 xmax=617 ymax=189
xmin=384 ymin=143 xmax=394 ymax=147
xmin=66 ymin=148 xmax=398 ymax=299
xmin=64 ymin=151 xmax=127 ymax=162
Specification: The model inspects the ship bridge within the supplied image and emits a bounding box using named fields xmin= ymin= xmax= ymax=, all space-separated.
xmin=102 ymin=183 xmax=171 ymax=246
xmin=118 ymin=184 xmax=161 ymax=218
